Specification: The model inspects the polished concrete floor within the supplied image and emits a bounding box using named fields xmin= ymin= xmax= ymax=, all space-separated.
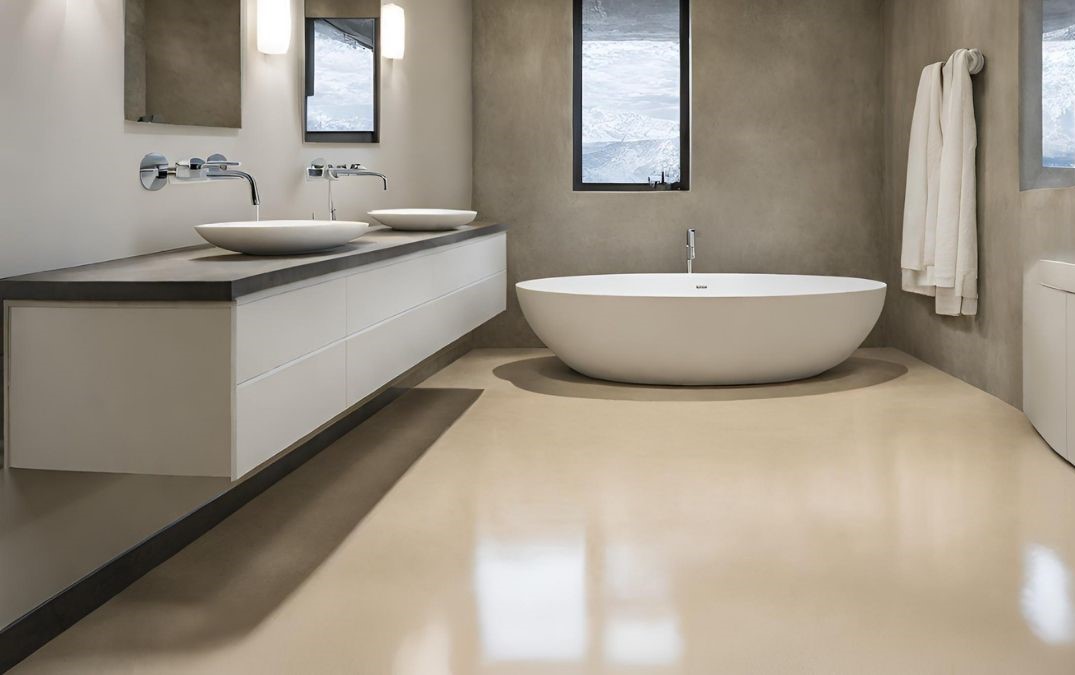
xmin=15 ymin=348 xmax=1075 ymax=673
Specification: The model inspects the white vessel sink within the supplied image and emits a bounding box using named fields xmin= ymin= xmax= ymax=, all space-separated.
xmin=195 ymin=220 xmax=371 ymax=256
xmin=368 ymin=209 xmax=477 ymax=231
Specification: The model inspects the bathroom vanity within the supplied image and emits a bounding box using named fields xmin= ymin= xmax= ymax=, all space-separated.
xmin=1 ymin=223 xmax=506 ymax=480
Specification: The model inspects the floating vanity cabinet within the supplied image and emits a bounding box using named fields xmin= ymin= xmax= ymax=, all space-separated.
xmin=2 ymin=224 xmax=507 ymax=480
xmin=1024 ymin=259 xmax=1075 ymax=463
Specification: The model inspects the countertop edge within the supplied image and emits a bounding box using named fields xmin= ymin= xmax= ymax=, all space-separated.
xmin=0 ymin=223 xmax=508 ymax=303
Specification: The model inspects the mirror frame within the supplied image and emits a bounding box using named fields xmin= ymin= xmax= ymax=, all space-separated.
xmin=303 ymin=17 xmax=381 ymax=144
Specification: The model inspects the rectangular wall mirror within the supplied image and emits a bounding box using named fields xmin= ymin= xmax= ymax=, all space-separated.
xmin=304 ymin=1 xmax=380 ymax=143
xmin=124 ymin=0 xmax=242 ymax=128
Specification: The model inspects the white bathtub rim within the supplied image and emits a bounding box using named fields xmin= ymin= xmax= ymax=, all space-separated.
xmin=516 ymin=273 xmax=887 ymax=299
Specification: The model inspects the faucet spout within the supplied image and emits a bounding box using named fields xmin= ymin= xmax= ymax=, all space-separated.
xmin=208 ymin=168 xmax=261 ymax=206
xmin=330 ymin=166 xmax=388 ymax=190
xmin=306 ymin=159 xmax=388 ymax=220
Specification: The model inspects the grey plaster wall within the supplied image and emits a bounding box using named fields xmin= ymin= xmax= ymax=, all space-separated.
xmin=881 ymin=0 xmax=1036 ymax=408
xmin=471 ymin=0 xmax=887 ymax=347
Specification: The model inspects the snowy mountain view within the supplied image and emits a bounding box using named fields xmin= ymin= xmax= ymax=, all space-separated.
xmin=1042 ymin=2 xmax=1075 ymax=168
xmin=581 ymin=0 xmax=682 ymax=184
xmin=306 ymin=19 xmax=375 ymax=133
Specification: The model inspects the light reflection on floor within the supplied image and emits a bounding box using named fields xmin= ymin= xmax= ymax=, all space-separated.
xmin=16 ymin=349 xmax=1075 ymax=674
xmin=1021 ymin=544 xmax=1075 ymax=645
xmin=475 ymin=535 xmax=589 ymax=663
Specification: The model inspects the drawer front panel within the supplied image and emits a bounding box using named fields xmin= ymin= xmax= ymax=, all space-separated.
xmin=7 ymin=304 xmax=233 ymax=476
xmin=346 ymin=271 xmax=506 ymax=406
xmin=346 ymin=233 xmax=506 ymax=335
xmin=346 ymin=255 xmax=436 ymax=336
xmin=235 ymin=279 xmax=347 ymax=384
xmin=235 ymin=342 xmax=347 ymax=479
xmin=431 ymin=233 xmax=507 ymax=294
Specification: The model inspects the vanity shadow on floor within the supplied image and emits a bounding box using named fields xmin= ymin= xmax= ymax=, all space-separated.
xmin=0 ymin=387 xmax=482 ymax=672
xmin=493 ymin=355 xmax=909 ymax=402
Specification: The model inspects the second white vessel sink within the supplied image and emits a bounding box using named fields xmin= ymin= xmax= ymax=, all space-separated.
xmin=368 ymin=209 xmax=477 ymax=231
xmin=195 ymin=220 xmax=371 ymax=256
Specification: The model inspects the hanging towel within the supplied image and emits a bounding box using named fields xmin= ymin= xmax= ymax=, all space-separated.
xmin=934 ymin=49 xmax=979 ymax=316
xmin=900 ymin=62 xmax=943 ymax=297
xmin=899 ymin=50 xmax=979 ymax=316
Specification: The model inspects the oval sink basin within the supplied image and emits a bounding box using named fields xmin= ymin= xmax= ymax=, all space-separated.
xmin=368 ymin=209 xmax=477 ymax=231
xmin=195 ymin=220 xmax=371 ymax=256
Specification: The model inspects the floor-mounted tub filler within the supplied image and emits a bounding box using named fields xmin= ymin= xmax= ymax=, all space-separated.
xmin=518 ymin=273 xmax=886 ymax=386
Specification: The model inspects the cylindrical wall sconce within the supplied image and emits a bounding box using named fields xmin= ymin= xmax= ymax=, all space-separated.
xmin=382 ymin=3 xmax=406 ymax=60
xmin=257 ymin=0 xmax=292 ymax=55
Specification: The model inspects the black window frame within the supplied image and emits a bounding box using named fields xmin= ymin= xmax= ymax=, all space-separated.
xmin=572 ymin=0 xmax=691 ymax=192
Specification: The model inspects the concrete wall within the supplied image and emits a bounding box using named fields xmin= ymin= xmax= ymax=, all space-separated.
xmin=471 ymin=0 xmax=887 ymax=346
xmin=0 ymin=0 xmax=472 ymax=630
xmin=881 ymin=0 xmax=1022 ymax=406
xmin=881 ymin=0 xmax=1075 ymax=408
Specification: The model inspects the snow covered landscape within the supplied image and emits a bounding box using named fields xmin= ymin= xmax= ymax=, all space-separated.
xmin=1043 ymin=21 xmax=1075 ymax=167
xmin=306 ymin=19 xmax=375 ymax=133
xmin=581 ymin=0 xmax=682 ymax=184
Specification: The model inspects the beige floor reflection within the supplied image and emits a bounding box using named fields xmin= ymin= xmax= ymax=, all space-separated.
xmin=493 ymin=354 xmax=908 ymax=401
xmin=472 ymin=527 xmax=685 ymax=670
xmin=16 ymin=348 xmax=1075 ymax=674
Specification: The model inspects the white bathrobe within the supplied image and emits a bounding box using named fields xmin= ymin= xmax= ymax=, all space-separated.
xmin=900 ymin=49 xmax=978 ymax=316
xmin=900 ymin=62 xmax=943 ymax=297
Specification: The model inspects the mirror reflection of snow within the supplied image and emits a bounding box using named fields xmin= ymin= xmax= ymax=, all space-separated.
xmin=581 ymin=0 xmax=682 ymax=184
xmin=307 ymin=21 xmax=374 ymax=133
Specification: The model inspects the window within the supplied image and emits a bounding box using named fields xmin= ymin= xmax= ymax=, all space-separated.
xmin=1020 ymin=0 xmax=1075 ymax=189
xmin=1043 ymin=0 xmax=1075 ymax=167
xmin=573 ymin=0 xmax=690 ymax=191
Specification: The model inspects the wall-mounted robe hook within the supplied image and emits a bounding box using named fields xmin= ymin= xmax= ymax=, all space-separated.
xmin=966 ymin=48 xmax=985 ymax=75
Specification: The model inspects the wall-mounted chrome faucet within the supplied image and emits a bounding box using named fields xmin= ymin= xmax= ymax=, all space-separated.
xmin=139 ymin=152 xmax=261 ymax=211
xmin=686 ymin=228 xmax=696 ymax=274
xmin=306 ymin=158 xmax=388 ymax=221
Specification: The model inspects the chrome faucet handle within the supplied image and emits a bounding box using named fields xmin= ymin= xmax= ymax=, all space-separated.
xmin=306 ymin=157 xmax=332 ymax=181
xmin=174 ymin=157 xmax=209 ymax=181
xmin=205 ymin=153 xmax=240 ymax=169
xmin=139 ymin=152 xmax=170 ymax=191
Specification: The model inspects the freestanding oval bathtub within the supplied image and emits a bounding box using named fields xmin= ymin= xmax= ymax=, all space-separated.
xmin=517 ymin=274 xmax=886 ymax=385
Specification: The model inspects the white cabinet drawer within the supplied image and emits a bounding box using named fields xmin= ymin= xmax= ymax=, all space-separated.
xmin=431 ymin=233 xmax=506 ymax=293
xmin=236 ymin=279 xmax=347 ymax=383
xmin=235 ymin=342 xmax=347 ymax=478
xmin=346 ymin=233 xmax=506 ymax=335
xmin=346 ymin=271 xmax=506 ymax=405
xmin=346 ymin=255 xmax=436 ymax=335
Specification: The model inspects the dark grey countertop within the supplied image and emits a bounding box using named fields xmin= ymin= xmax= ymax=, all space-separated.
xmin=0 ymin=222 xmax=507 ymax=302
